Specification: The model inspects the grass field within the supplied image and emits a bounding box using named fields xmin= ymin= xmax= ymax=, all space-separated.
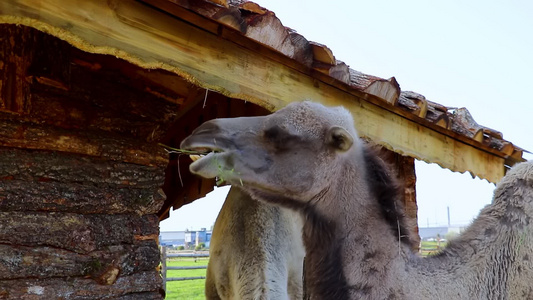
xmin=164 ymin=257 xmax=209 ymax=300
xmin=420 ymin=240 xmax=447 ymax=257
xmin=164 ymin=242 xmax=446 ymax=298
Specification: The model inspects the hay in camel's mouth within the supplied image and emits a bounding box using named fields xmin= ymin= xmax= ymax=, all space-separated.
xmin=160 ymin=143 xmax=239 ymax=186
xmin=159 ymin=143 xmax=221 ymax=162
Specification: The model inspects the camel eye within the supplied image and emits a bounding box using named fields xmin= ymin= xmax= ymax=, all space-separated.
xmin=263 ymin=126 xmax=294 ymax=149
xmin=264 ymin=126 xmax=282 ymax=140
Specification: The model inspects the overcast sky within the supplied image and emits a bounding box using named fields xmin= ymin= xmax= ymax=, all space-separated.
xmin=160 ymin=0 xmax=532 ymax=232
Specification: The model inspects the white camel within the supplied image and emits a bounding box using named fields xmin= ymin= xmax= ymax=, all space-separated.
xmin=205 ymin=186 xmax=304 ymax=300
xmin=181 ymin=101 xmax=533 ymax=299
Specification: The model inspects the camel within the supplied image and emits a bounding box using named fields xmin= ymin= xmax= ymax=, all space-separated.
xmin=181 ymin=101 xmax=533 ymax=299
xmin=205 ymin=186 xmax=304 ymax=299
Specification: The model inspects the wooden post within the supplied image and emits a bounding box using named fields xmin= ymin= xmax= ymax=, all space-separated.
xmin=373 ymin=144 xmax=420 ymax=250
xmin=161 ymin=246 xmax=167 ymax=292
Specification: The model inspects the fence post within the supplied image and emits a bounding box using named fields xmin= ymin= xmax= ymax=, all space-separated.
xmin=161 ymin=246 xmax=167 ymax=292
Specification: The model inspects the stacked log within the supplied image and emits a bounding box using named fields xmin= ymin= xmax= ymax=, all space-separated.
xmin=0 ymin=25 xmax=173 ymax=299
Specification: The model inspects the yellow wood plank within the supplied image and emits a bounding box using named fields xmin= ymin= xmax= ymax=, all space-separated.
xmin=0 ymin=0 xmax=506 ymax=182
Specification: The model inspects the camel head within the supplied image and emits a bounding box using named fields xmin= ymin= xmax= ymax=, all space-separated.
xmin=180 ymin=101 xmax=362 ymax=204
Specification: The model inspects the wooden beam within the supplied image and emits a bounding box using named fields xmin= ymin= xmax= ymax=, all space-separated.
xmin=0 ymin=0 xmax=507 ymax=182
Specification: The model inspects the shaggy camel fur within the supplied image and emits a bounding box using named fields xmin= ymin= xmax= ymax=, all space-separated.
xmin=181 ymin=101 xmax=533 ymax=299
xmin=206 ymin=186 xmax=304 ymax=300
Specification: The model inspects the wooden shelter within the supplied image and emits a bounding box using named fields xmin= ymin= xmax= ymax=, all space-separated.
xmin=0 ymin=0 xmax=526 ymax=298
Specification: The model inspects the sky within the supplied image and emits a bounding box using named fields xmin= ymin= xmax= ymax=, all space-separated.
xmin=160 ymin=0 xmax=533 ymax=232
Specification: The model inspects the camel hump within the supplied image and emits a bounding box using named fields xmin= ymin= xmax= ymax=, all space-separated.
xmin=495 ymin=161 xmax=533 ymax=201
xmin=508 ymin=160 xmax=533 ymax=184
xmin=508 ymin=160 xmax=533 ymax=178
xmin=492 ymin=161 xmax=533 ymax=227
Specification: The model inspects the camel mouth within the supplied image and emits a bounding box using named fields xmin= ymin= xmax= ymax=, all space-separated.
xmin=186 ymin=147 xmax=220 ymax=161
xmin=159 ymin=143 xmax=222 ymax=158
xmin=186 ymin=146 xmax=220 ymax=154
xmin=189 ymin=154 xmax=203 ymax=162
xmin=181 ymin=145 xmax=226 ymax=173
xmin=185 ymin=147 xmax=223 ymax=161
xmin=189 ymin=151 xmax=216 ymax=166
xmin=180 ymin=136 xmax=236 ymax=179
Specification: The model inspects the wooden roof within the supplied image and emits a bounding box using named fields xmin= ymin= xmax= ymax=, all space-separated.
xmin=0 ymin=0 xmax=526 ymax=186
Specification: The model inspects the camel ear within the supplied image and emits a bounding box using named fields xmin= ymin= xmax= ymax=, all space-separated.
xmin=326 ymin=126 xmax=353 ymax=151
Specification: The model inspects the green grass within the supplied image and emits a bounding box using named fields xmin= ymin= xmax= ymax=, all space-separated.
xmin=420 ymin=240 xmax=447 ymax=257
xmin=164 ymin=257 xmax=209 ymax=300
xmin=163 ymin=242 xmax=448 ymax=298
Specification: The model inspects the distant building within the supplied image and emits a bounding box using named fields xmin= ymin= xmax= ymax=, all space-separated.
xmin=160 ymin=228 xmax=212 ymax=248
xmin=159 ymin=231 xmax=185 ymax=247
xmin=419 ymin=226 xmax=465 ymax=241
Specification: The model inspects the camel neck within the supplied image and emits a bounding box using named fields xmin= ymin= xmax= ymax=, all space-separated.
xmin=301 ymin=162 xmax=408 ymax=299
xmin=301 ymin=203 xmax=350 ymax=300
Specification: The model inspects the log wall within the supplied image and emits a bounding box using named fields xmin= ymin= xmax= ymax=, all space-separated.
xmin=0 ymin=25 xmax=172 ymax=299
xmin=374 ymin=145 xmax=420 ymax=249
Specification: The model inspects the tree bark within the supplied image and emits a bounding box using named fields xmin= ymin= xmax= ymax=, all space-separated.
xmin=0 ymin=271 xmax=162 ymax=299
xmin=0 ymin=25 xmax=167 ymax=298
